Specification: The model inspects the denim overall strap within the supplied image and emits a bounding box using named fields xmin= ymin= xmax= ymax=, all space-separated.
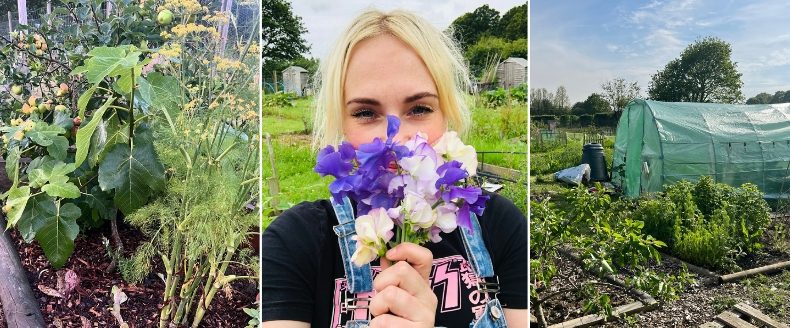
xmin=459 ymin=213 xmax=494 ymax=278
xmin=461 ymin=213 xmax=508 ymax=328
xmin=331 ymin=196 xmax=373 ymax=293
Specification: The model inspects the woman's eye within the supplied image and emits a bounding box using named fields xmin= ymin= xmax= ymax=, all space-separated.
xmin=351 ymin=108 xmax=377 ymax=120
xmin=410 ymin=105 xmax=434 ymax=116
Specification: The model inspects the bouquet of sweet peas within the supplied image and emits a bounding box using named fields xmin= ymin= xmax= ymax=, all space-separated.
xmin=314 ymin=115 xmax=488 ymax=266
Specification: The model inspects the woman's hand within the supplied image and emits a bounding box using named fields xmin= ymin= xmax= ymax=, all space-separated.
xmin=369 ymin=243 xmax=437 ymax=327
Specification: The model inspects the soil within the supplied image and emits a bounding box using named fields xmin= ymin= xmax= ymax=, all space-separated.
xmin=601 ymin=261 xmax=790 ymax=327
xmin=532 ymin=254 xmax=636 ymax=325
xmin=0 ymin=221 xmax=257 ymax=328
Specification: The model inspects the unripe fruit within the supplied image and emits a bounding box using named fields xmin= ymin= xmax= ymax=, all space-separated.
xmin=55 ymin=104 xmax=67 ymax=112
xmin=27 ymin=96 xmax=37 ymax=107
xmin=11 ymin=85 xmax=23 ymax=95
xmin=2 ymin=204 xmax=11 ymax=213
xmin=13 ymin=130 xmax=24 ymax=141
xmin=157 ymin=9 xmax=174 ymax=25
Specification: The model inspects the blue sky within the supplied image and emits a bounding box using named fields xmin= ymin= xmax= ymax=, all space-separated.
xmin=532 ymin=0 xmax=790 ymax=103
xmin=291 ymin=0 xmax=526 ymax=59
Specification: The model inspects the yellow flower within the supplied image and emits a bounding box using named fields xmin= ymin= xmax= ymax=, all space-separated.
xmin=157 ymin=44 xmax=182 ymax=58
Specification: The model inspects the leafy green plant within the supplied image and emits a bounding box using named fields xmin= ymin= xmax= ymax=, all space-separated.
xmin=482 ymin=87 xmax=507 ymax=108
xmin=639 ymin=177 xmax=772 ymax=271
xmin=0 ymin=0 xmax=170 ymax=268
xmin=263 ymin=91 xmax=296 ymax=107
xmin=530 ymin=186 xmax=691 ymax=327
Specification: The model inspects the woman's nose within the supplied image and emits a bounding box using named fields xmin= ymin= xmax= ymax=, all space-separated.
xmin=392 ymin=128 xmax=413 ymax=144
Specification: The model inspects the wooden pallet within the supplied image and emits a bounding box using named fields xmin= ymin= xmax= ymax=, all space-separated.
xmin=700 ymin=303 xmax=789 ymax=328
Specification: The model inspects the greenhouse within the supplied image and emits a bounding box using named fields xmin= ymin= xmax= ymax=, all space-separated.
xmin=612 ymin=99 xmax=790 ymax=199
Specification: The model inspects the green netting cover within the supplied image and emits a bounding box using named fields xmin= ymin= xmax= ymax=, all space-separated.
xmin=612 ymin=99 xmax=790 ymax=199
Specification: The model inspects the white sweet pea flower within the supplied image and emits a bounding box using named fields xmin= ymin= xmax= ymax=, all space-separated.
xmin=351 ymin=208 xmax=395 ymax=266
xmin=435 ymin=203 xmax=459 ymax=233
xmin=402 ymin=193 xmax=437 ymax=229
xmin=433 ymin=131 xmax=478 ymax=176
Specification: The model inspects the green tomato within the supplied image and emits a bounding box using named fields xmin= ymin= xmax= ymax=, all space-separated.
xmin=157 ymin=9 xmax=174 ymax=25
xmin=11 ymin=85 xmax=23 ymax=95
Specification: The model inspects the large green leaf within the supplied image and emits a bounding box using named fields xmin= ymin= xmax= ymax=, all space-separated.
xmin=75 ymin=96 xmax=115 ymax=167
xmin=17 ymin=194 xmax=52 ymax=242
xmin=74 ymin=46 xmax=141 ymax=85
xmin=41 ymin=175 xmax=81 ymax=199
xmin=4 ymin=186 xmax=31 ymax=228
xmin=136 ymin=72 xmax=182 ymax=118
xmin=34 ymin=202 xmax=80 ymax=268
xmin=53 ymin=111 xmax=74 ymax=131
xmin=27 ymin=123 xmax=66 ymax=147
xmin=98 ymin=129 xmax=165 ymax=215
xmin=47 ymin=136 xmax=69 ymax=161
xmin=84 ymin=185 xmax=115 ymax=221
xmin=77 ymin=85 xmax=96 ymax=119
xmin=27 ymin=160 xmax=79 ymax=199
xmin=88 ymin=118 xmax=129 ymax=168
xmin=4 ymin=146 xmax=20 ymax=181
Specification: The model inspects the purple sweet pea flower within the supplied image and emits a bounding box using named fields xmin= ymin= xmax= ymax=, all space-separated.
xmin=315 ymin=142 xmax=356 ymax=178
xmin=436 ymin=161 xmax=468 ymax=189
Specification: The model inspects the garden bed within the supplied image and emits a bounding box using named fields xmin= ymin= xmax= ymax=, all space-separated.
xmin=1 ymin=222 xmax=256 ymax=328
xmin=535 ymin=254 xmax=640 ymax=326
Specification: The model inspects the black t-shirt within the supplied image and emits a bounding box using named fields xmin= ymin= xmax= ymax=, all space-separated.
xmin=261 ymin=192 xmax=528 ymax=327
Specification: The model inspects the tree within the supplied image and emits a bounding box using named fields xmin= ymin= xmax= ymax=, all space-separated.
xmin=465 ymin=36 xmax=528 ymax=78
xmin=745 ymin=90 xmax=790 ymax=104
xmin=601 ymin=78 xmax=641 ymax=111
xmin=498 ymin=4 xmax=528 ymax=41
xmin=530 ymin=88 xmax=555 ymax=115
xmin=746 ymin=92 xmax=773 ymax=104
xmin=572 ymin=93 xmax=610 ymax=114
xmin=553 ymin=86 xmax=570 ymax=111
xmin=262 ymin=0 xmax=309 ymax=66
xmin=648 ymin=37 xmax=743 ymax=103
xmin=449 ymin=5 xmax=500 ymax=51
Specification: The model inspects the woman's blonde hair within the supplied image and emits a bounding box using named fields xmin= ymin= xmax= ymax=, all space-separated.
xmin=312 ymin=9 xmax=471 ymax=149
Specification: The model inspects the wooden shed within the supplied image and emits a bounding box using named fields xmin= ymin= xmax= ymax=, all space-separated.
xmin=496 ymin=57 xmax=528 ymax=89
xmin=282 ymin=66 xmax=309 ymax=96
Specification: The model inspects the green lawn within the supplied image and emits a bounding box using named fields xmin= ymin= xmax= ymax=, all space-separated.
xmin=262 ymin=116 xmax=304 ymax=136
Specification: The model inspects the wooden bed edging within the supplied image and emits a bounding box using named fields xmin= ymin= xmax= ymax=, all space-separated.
xmin=0 ymin=215 xmax=46 ymax=328
xmin=719 ymin=261 xmax=790 ymax=284
xmin=547 ymin=301 xmax=654 ymax=328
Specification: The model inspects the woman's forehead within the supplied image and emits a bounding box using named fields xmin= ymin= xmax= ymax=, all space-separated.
xmin=344 ymin=35 xmax=438 ymax=100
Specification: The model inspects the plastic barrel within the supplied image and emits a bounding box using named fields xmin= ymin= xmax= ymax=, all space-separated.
xmin=582 ymin=143 xmax=608 ymax=181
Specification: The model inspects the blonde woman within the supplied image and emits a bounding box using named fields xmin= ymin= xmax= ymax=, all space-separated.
xmin=262 ymin=9 xmax=528 ymax=328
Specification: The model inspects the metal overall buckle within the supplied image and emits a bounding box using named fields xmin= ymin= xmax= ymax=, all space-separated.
xmin=477 ymin=275 xmax=500 ymax=297
xmin=344 ymin=296 xmax=372 ymax=310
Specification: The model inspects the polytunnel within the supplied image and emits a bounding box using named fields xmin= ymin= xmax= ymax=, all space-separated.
xmin=612 ymin=99 xmax=790 ymax=199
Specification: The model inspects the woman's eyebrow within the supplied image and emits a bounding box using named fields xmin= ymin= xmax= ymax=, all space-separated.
xmin=404 ymin=92 xmax=438 ymax=103
xmin=346 ymin=98 xmax=380 ymax=106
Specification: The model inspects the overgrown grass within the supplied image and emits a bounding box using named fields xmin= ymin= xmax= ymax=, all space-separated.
xmin=465 ymin=103 xmax=527 ymax=170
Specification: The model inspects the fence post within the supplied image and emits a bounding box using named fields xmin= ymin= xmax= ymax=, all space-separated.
xmin=105 ymin=1 xmax=112 ymax=16
xmin=217 ymin=0 xmax=233 ymax=55
xmin=7 ymin=11 xmax=12 ymax=35
xmin=16 ymin=0 xmax=27 ymax=25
